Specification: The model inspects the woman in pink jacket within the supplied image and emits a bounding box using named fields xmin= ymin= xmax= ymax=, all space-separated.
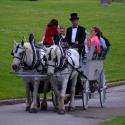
xmin=90 ymin=27 xmax=101 ymax=53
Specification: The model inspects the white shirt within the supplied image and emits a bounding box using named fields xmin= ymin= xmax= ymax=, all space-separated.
xmin=71 ymin=28 xmax=77 ymax=43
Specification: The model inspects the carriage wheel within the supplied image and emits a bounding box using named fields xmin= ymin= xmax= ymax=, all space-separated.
xmin=82 ymin=80 xmax=90 ymax=110
xmin=99 ymin=71 xmax=107 ymax=108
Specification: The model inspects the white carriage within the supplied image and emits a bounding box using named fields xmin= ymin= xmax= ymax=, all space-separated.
xmin=51 ymin=45 xmax=108 ymax=110
xmin=11 ymin=37 xmax=108 ymax=112
xmin=81 ymin=45 xmax=107 ymax=109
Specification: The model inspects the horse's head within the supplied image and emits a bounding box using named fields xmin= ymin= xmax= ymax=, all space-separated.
xmin=11 ymin=40 xmax=28 ymax=72
xmin=44 ymin=45 xmax=62 ymax=74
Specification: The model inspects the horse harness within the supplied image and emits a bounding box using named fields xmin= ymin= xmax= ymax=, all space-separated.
xmin=11 ymin=44 xmax=45 ymax=71
xmin=46 ymin=46 xmax=88 ymax=79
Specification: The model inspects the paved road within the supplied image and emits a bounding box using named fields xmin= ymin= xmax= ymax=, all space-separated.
xmin=0 ymin=85 xmax=125 ymax=125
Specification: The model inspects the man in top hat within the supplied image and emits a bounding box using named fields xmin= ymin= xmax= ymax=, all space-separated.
xmin=65 ymin=13 xmax=86 ymax=57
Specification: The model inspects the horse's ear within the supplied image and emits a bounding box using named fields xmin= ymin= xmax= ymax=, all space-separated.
xmin=23 ymin=36 xmax=27 ymax=42
xmin=29 ymin=33 xmax=35 ymax=44
xmin=14 ymin=40 xmax=18 ymax=47
xmin=21 ymin=40 xmax=24 ymax=47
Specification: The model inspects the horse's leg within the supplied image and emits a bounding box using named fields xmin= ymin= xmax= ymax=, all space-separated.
xmin=23 ymin=79 xmax=32 ymax=111
xmin=53 ymin=86 xmax=60 ymax=112
xmin=68 ymin=72 xmax=78 ymax=111
xmin=37 ymin=94 xmax=40 ymax=108
xmin=41 ymin=81 xmax=48 ymax=110
xmin=59 ymin=77 xmax=69 ymax=114
xmin=51 ymin=78 xmax=60 ymax=111
xmin=30 ymin=79 xmax=40 ymax=113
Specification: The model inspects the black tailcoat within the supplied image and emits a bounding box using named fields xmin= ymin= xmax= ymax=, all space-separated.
xmin=65 ymin=25 xmax=86 ymax=55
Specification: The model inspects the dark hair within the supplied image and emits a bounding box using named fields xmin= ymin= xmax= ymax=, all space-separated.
xmin=92 ymin=27 xmax=102 ymax=38
xmin=48 ymin=19 xmax=58 ymax=27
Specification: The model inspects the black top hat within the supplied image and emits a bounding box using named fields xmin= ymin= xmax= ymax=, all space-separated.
xmin=70 ymin=13 xmax=79 ymax=21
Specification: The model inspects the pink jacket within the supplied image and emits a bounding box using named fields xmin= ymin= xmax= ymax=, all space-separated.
xmin=91 ymin=36 xmax=101 ymax=53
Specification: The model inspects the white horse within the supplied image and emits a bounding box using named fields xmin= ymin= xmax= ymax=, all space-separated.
xmin=45 ymin=45 xmax=79 ymax=114
xmin=11 ymin=41 xmax=49 ymax=113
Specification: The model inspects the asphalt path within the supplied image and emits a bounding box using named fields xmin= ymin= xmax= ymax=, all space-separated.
xmin=0 ymin=85 xmax=125 ymax=125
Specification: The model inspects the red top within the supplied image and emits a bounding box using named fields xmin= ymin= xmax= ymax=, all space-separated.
xmin=43 ymin=26 xmax=58 ymax=45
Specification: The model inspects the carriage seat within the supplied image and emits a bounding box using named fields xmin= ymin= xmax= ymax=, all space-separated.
xmin=86 ymin=45 xmax=109 ymax=60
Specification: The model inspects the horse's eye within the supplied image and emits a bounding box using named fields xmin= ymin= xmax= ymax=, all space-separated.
xmin=19 ymin=52 xmax=23 ymax=56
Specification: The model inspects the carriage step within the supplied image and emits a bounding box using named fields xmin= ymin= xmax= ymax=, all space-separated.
xmin=100 ymin=86 xmax=107 ymax=91
xmin=75 ymin=95 xmax=82 ymax=99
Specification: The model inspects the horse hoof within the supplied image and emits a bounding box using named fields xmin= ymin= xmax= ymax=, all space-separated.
xmin=25 ymin=106 xmax=30 ymax=112
xmin=58 ymin=109 xmax=66 ymax=115
xmin=41 ymin=102 xmax=47 ymax=111
xmin=68 ymin=106 xmax=75 ymax=111
xmin=29 ymin=108 xmax=37 ymax=113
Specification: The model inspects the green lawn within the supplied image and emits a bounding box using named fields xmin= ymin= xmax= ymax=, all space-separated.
xmin=99 ymin=116 xmax=125 ymax=125
xmin=0 ymin=0 xmax=125 ymax=99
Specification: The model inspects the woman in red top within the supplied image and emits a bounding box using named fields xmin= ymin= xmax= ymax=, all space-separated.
xmin=43 ymin=19 xmax=58 ymax=46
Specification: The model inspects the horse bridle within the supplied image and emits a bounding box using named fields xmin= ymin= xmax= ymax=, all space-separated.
xmin=11 ymin=46 xmax=27 ymax=67
xmin=45 ymin=48 xmax=59 ymax=68
xmin=12 ymin=45 xmax=47 ymax=70
xmin=46 ymin=46 xmax=66 ymax=69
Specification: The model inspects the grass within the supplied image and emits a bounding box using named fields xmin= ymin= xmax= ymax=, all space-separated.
xmin=99 ymin=116 xmax=125 ymax=125
xmin=0 ymin=0 xmax=125 ymax=99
